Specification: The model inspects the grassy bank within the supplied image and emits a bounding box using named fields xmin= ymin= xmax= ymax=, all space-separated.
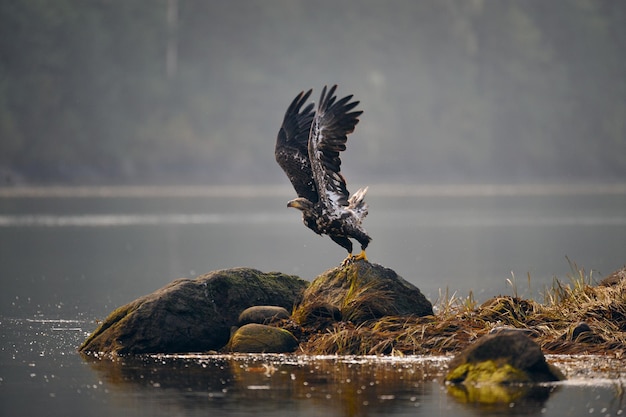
xmin=291 ymin=263 xmax=626 ymax=356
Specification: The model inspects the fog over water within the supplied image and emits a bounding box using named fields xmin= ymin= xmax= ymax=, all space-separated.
xmin=1 ymin=1 xmax=624 ymax=185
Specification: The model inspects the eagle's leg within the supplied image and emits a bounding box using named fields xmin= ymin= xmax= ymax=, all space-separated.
xmin=330 ymin=235 xmax=354 ymax=266
xmin=352 ymin=250 xmax=368 ymax=262
xmin=350 ymin=231 xmax=370 ymax=262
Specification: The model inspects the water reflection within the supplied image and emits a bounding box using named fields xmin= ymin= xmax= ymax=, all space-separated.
xmin=446 ymin=382 xmax=556 ymax=414
xmin=79 ymin=353 xmax=575 ymax=416
xmin=82 ymin=354 xmax=451 ymax=416
xmin=2 ymin=318 xmax=625 ymax=416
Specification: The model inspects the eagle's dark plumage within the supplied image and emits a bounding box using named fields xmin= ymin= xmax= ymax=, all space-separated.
xmin=275 ymin=85 xmax=371 ymax=262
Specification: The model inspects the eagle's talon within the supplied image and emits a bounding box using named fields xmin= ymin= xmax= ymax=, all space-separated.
xmin=341 ymin=250 xmax=367 ymax=266
xmin=352 ymin=250 xmax=368 ymax=262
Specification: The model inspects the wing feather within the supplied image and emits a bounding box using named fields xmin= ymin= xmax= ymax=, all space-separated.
xmin=308 ymin=85 xmax=363 ymax=210
xmin=275 ymin=89 xmax=318 ymax=203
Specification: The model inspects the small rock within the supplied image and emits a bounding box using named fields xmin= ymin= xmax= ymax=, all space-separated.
xmin=571 ymin=321 xmax=592 ymax=341
xmin=238 ymin=306 xmax=290 ymax=326
xmin=227 ymin=323 xmax=298 ymax=353
xmin=564 ymin=321 xmax=605 ymax=343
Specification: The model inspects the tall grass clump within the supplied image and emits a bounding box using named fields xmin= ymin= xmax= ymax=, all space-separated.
xmin=296 ymin=262 xmax=625 ymax=356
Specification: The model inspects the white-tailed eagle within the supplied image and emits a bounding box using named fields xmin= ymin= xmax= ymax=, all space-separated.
xmin=275 ymin=85 xmax=371 ymax=262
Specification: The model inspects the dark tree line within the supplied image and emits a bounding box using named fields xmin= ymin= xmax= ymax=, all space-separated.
xmin=1 ymin=0 xmax=624 ymax=185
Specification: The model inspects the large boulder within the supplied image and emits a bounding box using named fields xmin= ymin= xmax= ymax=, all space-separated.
xmin=293 ymin=260 xmax=433 ymax=325
xmin=79 ymin=268 xmax=308 ymax=354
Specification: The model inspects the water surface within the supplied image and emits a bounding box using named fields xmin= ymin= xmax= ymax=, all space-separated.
xmin=1 ymin=185 xmax=625 ymax=416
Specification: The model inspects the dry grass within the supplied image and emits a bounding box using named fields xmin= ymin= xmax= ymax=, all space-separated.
xmin=295 ymin=264 xmax=626 ymax=356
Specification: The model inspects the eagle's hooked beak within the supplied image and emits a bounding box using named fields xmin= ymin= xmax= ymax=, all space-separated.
xmin=287 ymin=198 xmax=312 ymax=211
xmin=287 ymin=200 xmax=303 ymax=209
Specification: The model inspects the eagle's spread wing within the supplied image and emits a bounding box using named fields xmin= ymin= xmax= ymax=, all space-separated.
xmin=275 ymin=89 xmax=318 ymax=203
xmin=308 ymin=85 xmax=362 ymax=210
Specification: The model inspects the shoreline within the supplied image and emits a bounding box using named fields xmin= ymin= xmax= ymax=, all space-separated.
xmin=1 ymin=182 xmax=626 ymax=198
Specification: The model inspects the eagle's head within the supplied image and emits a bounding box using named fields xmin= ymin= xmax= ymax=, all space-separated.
xmin=287 ymin=197 xmax=319 ymax=233
xmin=287 ymin=197 xmax=314 ymax=212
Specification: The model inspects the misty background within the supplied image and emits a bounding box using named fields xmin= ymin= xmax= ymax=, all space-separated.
xmin=1 ymin=0 xmax=624 ymax=186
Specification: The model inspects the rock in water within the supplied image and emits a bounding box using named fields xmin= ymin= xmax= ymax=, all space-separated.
xmin=227 ymin=323 xmax=298 ymax=353
xmin=78 ymin=268 xmax=308 ymax=354
xmin=294 ymin=260 xmax=433 ymax=325
xmin=445 ymin=331 xmax=565 ymax=384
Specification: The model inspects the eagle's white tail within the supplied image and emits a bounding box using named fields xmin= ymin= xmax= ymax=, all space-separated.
xmin=348 ymin=186 xmax=369 ymax=220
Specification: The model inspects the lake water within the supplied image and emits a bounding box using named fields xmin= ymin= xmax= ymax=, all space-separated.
xmin=1 ymin=184 xmax=625 ymax=416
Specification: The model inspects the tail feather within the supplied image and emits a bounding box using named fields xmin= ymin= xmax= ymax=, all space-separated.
xmin=348 ymin=186 xmax=369 ymax=220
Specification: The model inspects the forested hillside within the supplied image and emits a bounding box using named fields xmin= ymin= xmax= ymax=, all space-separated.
xmin=1 ymin=0 xmax=624 ymax=185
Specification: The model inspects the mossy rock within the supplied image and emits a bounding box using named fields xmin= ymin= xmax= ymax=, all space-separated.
xmin=79 ymin=268 xmax=308 ymax=354
xmin=227 ymin=323 xmax=298 ymax=353
xmin=293 ymin=260 xmax=433 ymax=325
xmin=445 ymin=331 xmax=565 ymax=385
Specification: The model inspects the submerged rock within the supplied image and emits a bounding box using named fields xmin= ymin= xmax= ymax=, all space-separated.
xmin=293 ymin=260 xmax=433 ymax=325
xmin=79 ymin=268 xmax=308 ymax=354
xmin=445 ymin=331 xmax=565 ymax=385
xmin=227 ymin=323 xmax=298 ymax=353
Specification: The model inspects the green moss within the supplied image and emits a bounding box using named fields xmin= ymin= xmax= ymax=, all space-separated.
xmin=78 ymin=303 xmax=137 ymax=351
xmin=446 ymin=360 xmax=531 ymax=384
